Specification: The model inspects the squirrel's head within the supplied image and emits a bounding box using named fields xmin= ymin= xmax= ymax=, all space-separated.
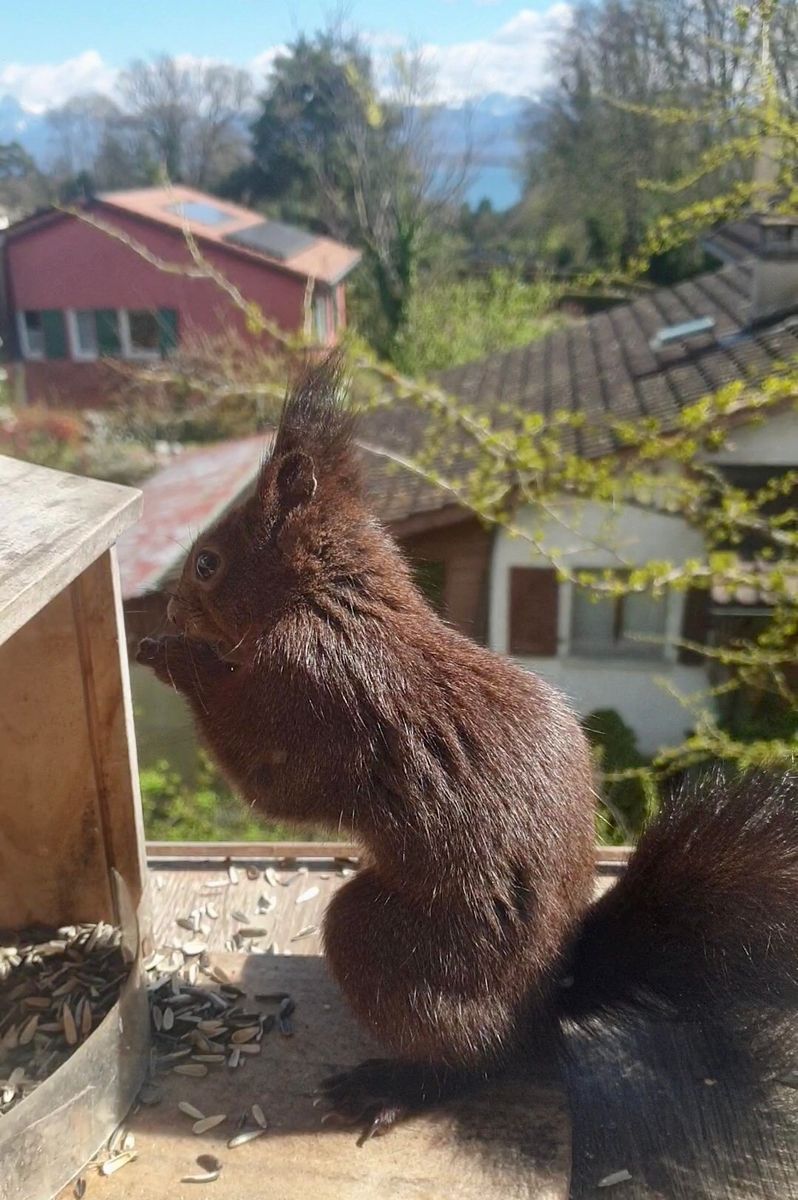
xmin=167 ymin=353 xmax=369 ymax=661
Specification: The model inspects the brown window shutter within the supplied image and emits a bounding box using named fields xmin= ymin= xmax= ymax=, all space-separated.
xmin=678 ymin=587 xmax=710 ymax=665
xmin=509 ymin=567 xmax=559 ymax=656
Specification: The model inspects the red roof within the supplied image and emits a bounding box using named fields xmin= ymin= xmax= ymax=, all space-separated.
xmin=117 ymin=436 xmax=269 ymax=599
xmin=98 ymin=186 xmax=361 ymax=287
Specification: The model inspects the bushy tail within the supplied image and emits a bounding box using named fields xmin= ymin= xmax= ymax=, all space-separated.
xmin=559 ymin=771 xmax=798 ymax=1024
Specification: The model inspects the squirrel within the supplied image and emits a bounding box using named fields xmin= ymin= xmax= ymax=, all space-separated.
xmin=137 ymin=354 xmax=798 ymax=1143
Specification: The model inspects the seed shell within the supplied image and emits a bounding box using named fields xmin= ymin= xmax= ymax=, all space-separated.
xmin=179 ymin=1101 xmax=206 ymax=1120
xmin=227 ymin=1128 xmax=266 ymax=1148
xmin=193 ymin=1114 xmax=227 ymax=1135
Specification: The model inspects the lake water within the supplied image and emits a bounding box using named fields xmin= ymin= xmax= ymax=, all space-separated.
xmin=466 ymin=164 xmax=523 ymax=212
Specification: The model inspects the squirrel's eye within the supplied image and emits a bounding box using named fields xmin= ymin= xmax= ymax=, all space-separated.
xmin=195 ymin=550 xmax=221 ymax=582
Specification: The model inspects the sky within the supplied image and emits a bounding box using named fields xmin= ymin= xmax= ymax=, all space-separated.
xmin=0 ymin=0 xmax=572 ymax=110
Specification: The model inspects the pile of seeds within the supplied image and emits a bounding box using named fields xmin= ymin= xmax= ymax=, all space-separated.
xmin=0 ymin=923 xmax=130 ymax=1119
xmin=145 ymin=961 xmax=296 ymax=1079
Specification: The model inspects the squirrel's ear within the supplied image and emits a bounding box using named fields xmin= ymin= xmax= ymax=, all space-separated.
xmin=275 ymin=451 xmax=317 ymax=511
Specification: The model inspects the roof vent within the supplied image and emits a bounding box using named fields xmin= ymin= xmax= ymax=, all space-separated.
xmin=649 ymin=316 xmax=715 ymax=352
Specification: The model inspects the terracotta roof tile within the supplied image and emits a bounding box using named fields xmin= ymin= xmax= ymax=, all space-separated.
xmin=98 ymin=185 xmax=361 ymax=287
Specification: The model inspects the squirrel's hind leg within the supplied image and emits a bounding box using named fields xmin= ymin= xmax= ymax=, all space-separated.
xmin=317 ymin=1058 xmax=473 ymax=1145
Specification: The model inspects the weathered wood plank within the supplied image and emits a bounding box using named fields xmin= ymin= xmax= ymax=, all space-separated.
xmin=146 ymin=841 xmax=633 ymax=865
xmin=0 ymin=455 xmax=141 ymax=644
xmin=72 ymin=549 xmax=149 ymax=928
xmin=567 ymin=1016 xmax=798 ymax=1200
xmin=81 ymin=952 xmax=570 ymax=1200
xmin=0 ymin=586 xmax=115 ymax=926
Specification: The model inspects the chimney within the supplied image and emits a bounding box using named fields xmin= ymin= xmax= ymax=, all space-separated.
xmin=749 ymin=212 xmax=798 ymax=325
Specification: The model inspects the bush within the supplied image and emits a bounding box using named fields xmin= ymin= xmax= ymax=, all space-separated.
xmin=371 ymin=270 xmax=565 ymax=376
xmin=583 ymin=708 xmax=658 ymax=845
xmin=139 ymin=752 xmax=316 ymax=842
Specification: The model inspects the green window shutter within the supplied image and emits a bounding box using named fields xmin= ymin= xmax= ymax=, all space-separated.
xmin=157 ymin=308 xmax=179 ymax=356
xmin=41 ymin=310 xmax=67 ymax=360
xmin=95 ymin=309 xmax=121 ymax=357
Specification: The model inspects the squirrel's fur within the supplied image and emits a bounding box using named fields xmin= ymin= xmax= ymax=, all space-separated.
xmin=138 ymin=355 xmax=798 ymax=1125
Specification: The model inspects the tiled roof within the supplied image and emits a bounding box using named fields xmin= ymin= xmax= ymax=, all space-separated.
xmin=117 ymin=435 xmax=267 ymax=600
xmin=436 ymin=261 xmax=798 ymax=461
xmin=118 ymin=226 xmax=798 ymax=587
xmin=702 ymin=220 xmax=763 ymax=264
xmin=91 ymin=186 xmax=360 ymax=287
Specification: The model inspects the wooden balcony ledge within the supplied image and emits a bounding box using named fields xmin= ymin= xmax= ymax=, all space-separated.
xmin=78 ymin=846 xmax=797 ymax=1200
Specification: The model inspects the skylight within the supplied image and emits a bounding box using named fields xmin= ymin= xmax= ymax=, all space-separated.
xmin=649 ymin=316 xmax=715 ymax=352
xmin=165 ymin=201 xmax=232 ymax=227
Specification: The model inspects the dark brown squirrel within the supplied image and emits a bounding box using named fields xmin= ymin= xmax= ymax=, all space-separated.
xmin=137 ymin=355 xmax=798 ymax=1141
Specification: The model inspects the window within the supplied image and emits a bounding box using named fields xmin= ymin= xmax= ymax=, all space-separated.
xmin=120 ymin=310 xmax=161 ymax=359
xmin=312 ymin=293 xmax=331 ymax=343
xmin=67 ymin=310 xmax=99 ymax=360
xmin=17 ymin=311 xmax=44 ymax=360
xmin=166 ymin=200 xmax=232 ymax=226
xmin=570 ymin=576 xmax=668 ymax=660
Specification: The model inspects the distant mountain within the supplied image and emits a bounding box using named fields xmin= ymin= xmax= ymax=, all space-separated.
xmin=428 ymin=94 xmax=539 ymax=211
xmin=0 ymin=95 xmax=51 ymax=162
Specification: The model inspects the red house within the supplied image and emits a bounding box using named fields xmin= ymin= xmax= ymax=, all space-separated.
xmin=0 ymin=185 xmax=361 ymax=407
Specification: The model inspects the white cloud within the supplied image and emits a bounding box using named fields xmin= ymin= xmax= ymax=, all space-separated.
xmin=0 ymin=51 xmax=117 ymax=113
xmin=1 ymin=6 xmax=572 ymax=115
xmin=422 ymin=4 xmax=573 ymax=103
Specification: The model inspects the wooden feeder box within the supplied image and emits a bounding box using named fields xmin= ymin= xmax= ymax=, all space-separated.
xmin=0 ymin=456 xmax=150 ymax=1199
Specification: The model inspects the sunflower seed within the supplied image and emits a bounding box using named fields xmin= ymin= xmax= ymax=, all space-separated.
xmin=122 ymin=1132 xmax=136 ymax=1152
xmin=264 ymin=868 xmax=279 ymax=886
xmin=174 ymin=1064 xmax=209 ymax=1077
xmin=231 ymin=911 xmax=250 ymax=924
xmin=179 ymin=1101 xmax=206 ymax=1120
xmin=19 ymin=1014 xmax=39 ymax=1045
xmin=251 ymin=1104 xmax=267 ymax=1129
xmin=227 ymin=865 xmax=240 ymax=885
xmin=74 ymin=1177 xmax=87 ymax=1198
xmin=296 ymin=887 xmax=319 ymax=905
xmin=231 ymin=1026 xmax=259 ymax=1044
xmin=227 ymin=1128 xmax=266 ymax=1148
xmin=62 ymin=1005 xmax=78 ymax=1046
xmin=193 ymin=1054 xmax=226 ymax=1064
xmin=177 ymin=918 xmax=195 ymax=931
xmin=238 ymin=1044 xmax=261 ymax=1056
xmin=237 ymin=927 xmax=268 ymax=939
xmin=100 ymin=1152 xmax=136 ymax=1176
xmin=291 ymin=925 xmax=319 ymax=942
xmin=205 ymin=903 xmax=219 ymax=920
xmin=182 ymin=1170 xmax=222 ymax=1184
xmin=182 ymin=940 xmax=208 ymax=957
xmin=193 ymin=1114 xmax=227 ymax=1135
xmin=598 ymin=1169 xmax=632 ymax=1188
xmin=228 ymin=1047 xmax=241 ymax=1068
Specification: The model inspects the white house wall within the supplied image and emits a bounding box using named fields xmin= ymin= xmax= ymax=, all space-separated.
xmin=489 ymin=499 xmax=708 ymax=754
xmin=706 ymin=408 xmax=798 ymax=466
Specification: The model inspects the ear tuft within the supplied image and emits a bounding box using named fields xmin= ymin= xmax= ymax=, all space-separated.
xmin=276 ymin=451 xmax=317 ymax=510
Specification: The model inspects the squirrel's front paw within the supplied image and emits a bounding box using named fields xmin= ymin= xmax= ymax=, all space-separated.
xmin=135 ymin=635 xmax=190 ymax=686
xmin=136 ymin=636 xmax=166 ymax=666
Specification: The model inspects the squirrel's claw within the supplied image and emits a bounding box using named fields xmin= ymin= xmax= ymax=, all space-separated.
xmin=317 ymin=1059 xmax=431 ymax=1145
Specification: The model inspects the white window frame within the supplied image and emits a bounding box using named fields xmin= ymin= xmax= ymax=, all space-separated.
xmin=65 ymin=309 xmax=99 ymax=362
xmin=119 ymin=309 xmax=161 ymax=361
xmin=16 ymin=310 xmax=45 ymax=361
